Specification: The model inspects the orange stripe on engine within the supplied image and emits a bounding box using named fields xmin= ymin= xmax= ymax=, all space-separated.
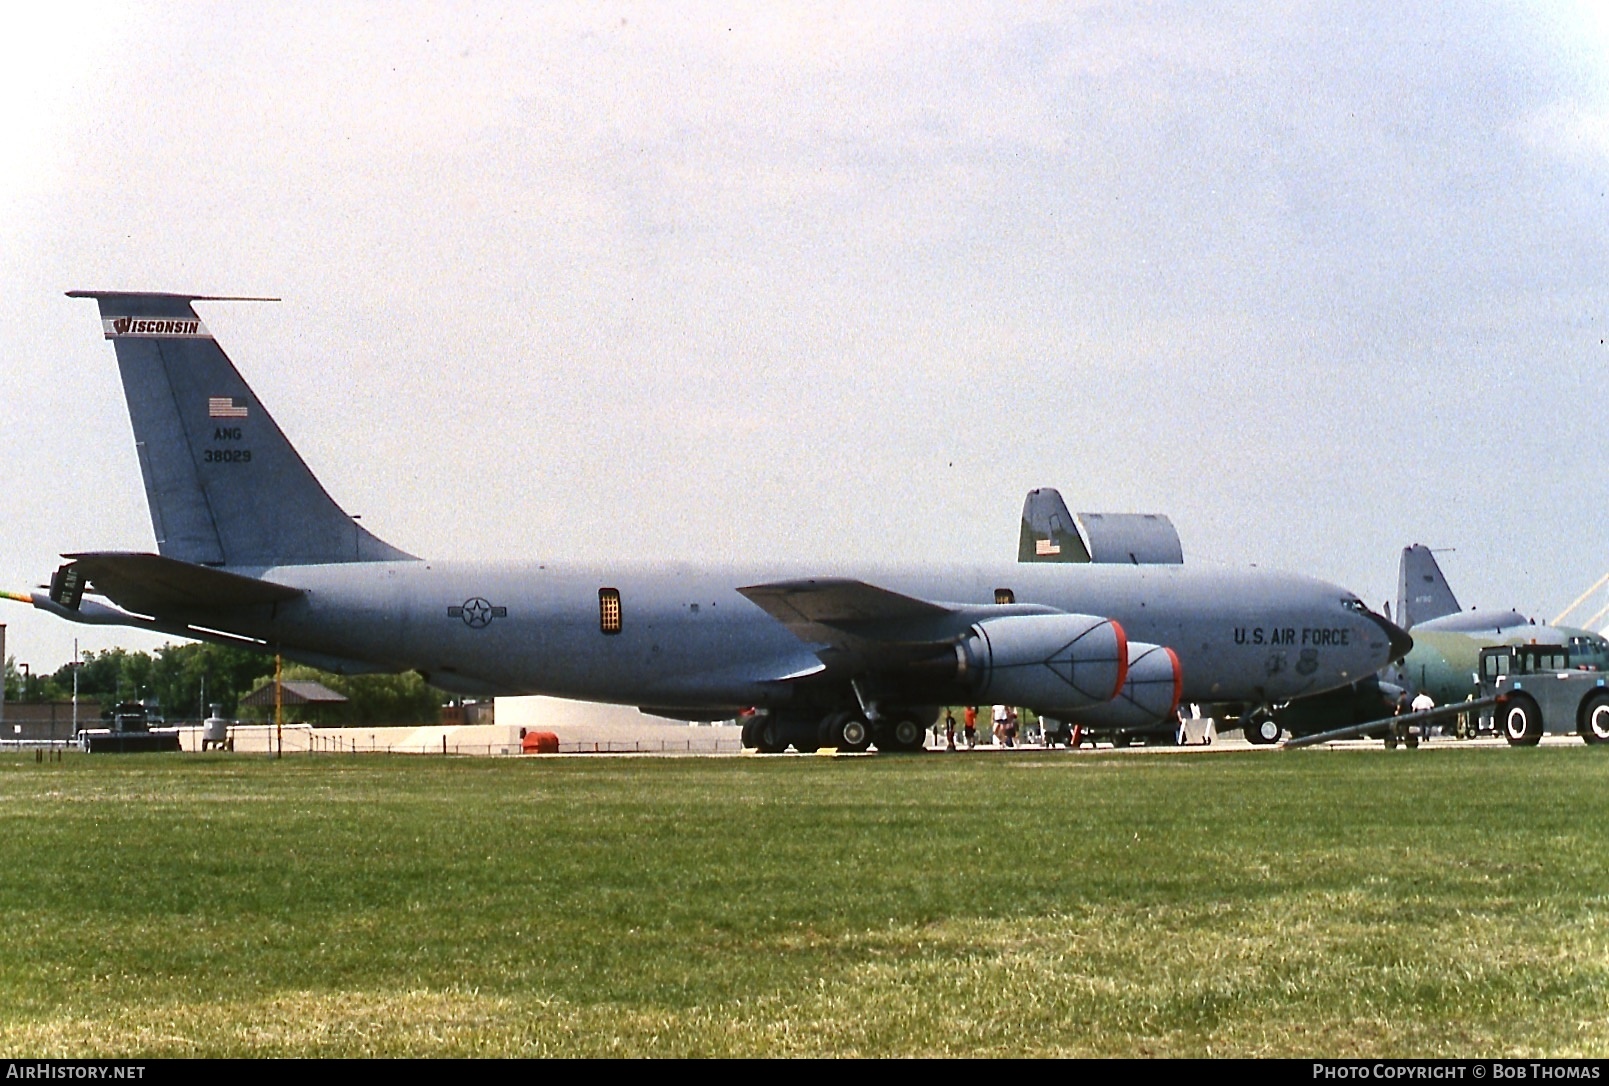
xmin=1164 ymin=646 xmax=1184 ymax=717
xmin=1109 ymin=620 xmax=1129 ymax=700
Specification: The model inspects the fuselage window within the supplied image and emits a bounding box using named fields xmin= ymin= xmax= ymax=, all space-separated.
xmin=599 ymin=588 xmax=622 ymax=634
xmin=995 ymin=588 xmax=1015 ymax=605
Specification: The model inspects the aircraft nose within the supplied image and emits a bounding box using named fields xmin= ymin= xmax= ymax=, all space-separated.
xmin=1368 ymin=611 xmax=1413 ymax=661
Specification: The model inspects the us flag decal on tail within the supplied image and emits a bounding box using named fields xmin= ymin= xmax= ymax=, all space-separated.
xmin=208 ymin=396 xmax=249 ymax=418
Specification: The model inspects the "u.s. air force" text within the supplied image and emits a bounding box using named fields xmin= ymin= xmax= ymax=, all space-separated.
xmin=1235 ymin=627 xmax=1351 ymax=646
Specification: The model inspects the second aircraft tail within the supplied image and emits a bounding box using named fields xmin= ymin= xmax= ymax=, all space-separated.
xmin=1395 ymin=544 xmax=1459 ymax=630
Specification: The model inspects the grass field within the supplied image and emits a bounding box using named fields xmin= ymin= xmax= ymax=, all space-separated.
xmin=1 ymin=746 xmax=1607 ymax=1057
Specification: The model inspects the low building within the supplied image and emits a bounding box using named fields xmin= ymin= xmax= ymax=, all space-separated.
xmin=1 ymin=701 xmax=103 ymax=742
xmin=239 ymin=680 xmax=349 ymax=725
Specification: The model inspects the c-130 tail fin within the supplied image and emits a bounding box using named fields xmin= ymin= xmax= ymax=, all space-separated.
xmin=69 ymin=291 xmax=414 ymax=568
xmin=1395 ymin=544 xmax=1459 ymax=631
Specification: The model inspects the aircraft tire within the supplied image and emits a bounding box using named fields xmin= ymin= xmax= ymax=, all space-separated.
xmin=876 ymin=715 xmax=927 ymax=753
xmin=755 ymin=717 xmax=788 ymax=754
xmin=1577 ymin=693 xmax=1609 ymax=745
xmin=1242 ymin=715 xmax=1280 ymax=746
xmin=1501 ymin=696 xmax=1543 ymax=746
xmin=741 ymin=720 xmax=761 ymax=750
xmin=821 ymin=710 xmax=873 ymax=753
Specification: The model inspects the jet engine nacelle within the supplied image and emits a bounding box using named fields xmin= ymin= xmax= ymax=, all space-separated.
xmin=957 ymin=613 xmax=1128 ymax=714
xmin=1054 ymin=642 xmax=1183 ymax=730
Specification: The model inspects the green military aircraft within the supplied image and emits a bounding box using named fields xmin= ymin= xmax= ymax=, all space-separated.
xmin=1274 ymin=545 xmax=1608 ymax=739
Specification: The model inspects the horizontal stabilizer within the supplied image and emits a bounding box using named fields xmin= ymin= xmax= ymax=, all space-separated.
xmin=1075 ymin=513 xmax=1183 ymax=565
xmin=63 ymin=551 xmax=303 ymax=616
xmin=26 ymin=588 xmax=387 ymax=674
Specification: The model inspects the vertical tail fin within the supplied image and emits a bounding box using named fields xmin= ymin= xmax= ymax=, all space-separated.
xmin=70 ymin=291 xmax=414 ymax=567
xmin=1395 ymin=544 xmax=1459 ymax=630
xmin=1019 ymin=488 xmax=1092 ymax=563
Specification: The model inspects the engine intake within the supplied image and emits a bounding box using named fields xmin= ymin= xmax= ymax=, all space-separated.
xmin=1059 ymin=642 xmax=1183 ymax=730
xmin=957 ymin=613 xmax=1128 ymax=714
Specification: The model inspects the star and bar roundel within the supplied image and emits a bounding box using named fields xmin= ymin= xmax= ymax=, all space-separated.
xmin=448 ymin=597 xmax=507 ymax=628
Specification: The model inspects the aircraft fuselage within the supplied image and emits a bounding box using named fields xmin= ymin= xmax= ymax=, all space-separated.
xmin=197 ymin=558 xmax=1395 ymax=710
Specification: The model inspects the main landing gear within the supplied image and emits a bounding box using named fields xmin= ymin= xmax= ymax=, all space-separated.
xmin=742 ymin=708 xmax=932 ymax=754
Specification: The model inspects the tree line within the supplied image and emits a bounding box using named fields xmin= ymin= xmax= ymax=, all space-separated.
xmin=3 ymin=642 xmax=447 ymax=725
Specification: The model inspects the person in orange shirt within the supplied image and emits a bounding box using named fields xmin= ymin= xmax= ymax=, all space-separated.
xmin=963 ymin=705 xmax=978 ymax=748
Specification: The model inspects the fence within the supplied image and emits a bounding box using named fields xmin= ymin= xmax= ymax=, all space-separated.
xmin=0 ymin=726 xmax=747 ymax=757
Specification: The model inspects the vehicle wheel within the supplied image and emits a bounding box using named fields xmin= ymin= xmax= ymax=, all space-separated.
xmin=1501 ymin=696 xmax=1543 ymax=746
xmin=755 ymin=717 xmax=788 ymax=754
xmin=741 ymin=720 xmax=761 ymax=750
xmin=1383 ymin=731 xmax=1398 ymax=750
xmin=879 ymin=715 xmax=927 ymax=753
xmin=822 ymin=710 xmax=873 ymax=753
xmin=1243 ymin=715 xmax=1280 ymax=745
xmin=1578 ymin=693 xmax=1609 ymax=744
xmin=1404 ymin=731 xmax=1420 ymax=749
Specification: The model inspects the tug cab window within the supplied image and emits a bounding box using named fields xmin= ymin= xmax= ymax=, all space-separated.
xmin=994 ymin=588 xmax=1015 ymax=605
xmin=599 ymin=588 xmax=622 ymax=634
xmin=1481 ymin=648 xmax=1510 ymax=681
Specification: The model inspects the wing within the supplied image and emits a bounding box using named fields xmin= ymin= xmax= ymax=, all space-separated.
xmin=738 ymin=577 xmax=1053 ymax=671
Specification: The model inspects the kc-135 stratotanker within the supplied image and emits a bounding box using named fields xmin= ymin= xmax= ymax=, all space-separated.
xmin=12 ymin=292 xmax=1411 ymax=753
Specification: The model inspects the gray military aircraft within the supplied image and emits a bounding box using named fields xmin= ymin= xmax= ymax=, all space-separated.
xmin=14 ymin=291 xmax=1410 ymax=753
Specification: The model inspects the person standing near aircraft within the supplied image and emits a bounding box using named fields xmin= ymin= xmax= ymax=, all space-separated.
xmin=963 ymin=706 xmax=978 ymax=748
xmin=1411 ymin=690 xmax=1435 ymax=738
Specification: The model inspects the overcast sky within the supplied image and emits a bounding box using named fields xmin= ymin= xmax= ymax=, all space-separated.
xmin=3 ymin=2 xmax=1608 ymax=672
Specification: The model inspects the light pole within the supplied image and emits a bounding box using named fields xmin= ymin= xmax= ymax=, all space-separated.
xmin=17 ymin=664 xmax=27 ymax=743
